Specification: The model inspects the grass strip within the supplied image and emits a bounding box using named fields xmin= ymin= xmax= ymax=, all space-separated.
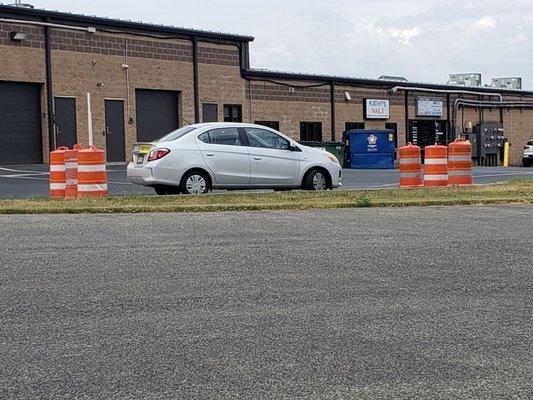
xmin=0 ymin=180 xmax=531 ymax=215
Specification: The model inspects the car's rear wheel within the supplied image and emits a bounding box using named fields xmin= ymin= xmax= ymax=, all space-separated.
xmin=181 ymin=170 xmax=211 ymax=195
xmin=524 ymin=159 xmax=532 ymax=167
xmin=303 ymin=169 xmax=329 ymax=191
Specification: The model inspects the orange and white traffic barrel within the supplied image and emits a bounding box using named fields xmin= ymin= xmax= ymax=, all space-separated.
xmin=49 ymin=146 xmax=68 ymax=199
xmin=77 ymin=146 xmax=108 ymax=197
xmin=448 ymin=138 xmax=473 ymax=186
xmin=424 ymin=143 xmax=448 ymax=187
xmin=65 ymin=145 xmax=80 ymax=199
xmin=399 ymin=143 xmax=422 ymax=188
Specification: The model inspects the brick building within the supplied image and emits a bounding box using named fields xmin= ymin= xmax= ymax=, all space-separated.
xmin=1 ymin=4 xmax=532 ymax=165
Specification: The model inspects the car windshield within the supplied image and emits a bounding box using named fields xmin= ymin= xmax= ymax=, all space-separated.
xmin=156 ymin=126 xmax=197 ymax=142
xmin=528 ymin=140 xmax=533 ymax=146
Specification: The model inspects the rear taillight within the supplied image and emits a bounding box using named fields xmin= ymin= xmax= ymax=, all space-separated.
xmin=148 ymin=148 xmax=170 ymax=162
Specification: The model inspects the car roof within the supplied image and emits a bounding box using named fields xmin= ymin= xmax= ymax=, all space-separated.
xmin=183 ymin=122 xmax=294 ymax=142
xmin=187 ymin=122 xmax=268 ymax=129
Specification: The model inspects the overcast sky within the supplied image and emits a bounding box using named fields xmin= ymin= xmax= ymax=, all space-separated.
xmin=30 ymin=0 xmax=533 ymax=88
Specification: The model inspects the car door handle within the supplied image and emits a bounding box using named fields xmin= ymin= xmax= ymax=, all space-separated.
xmin=206 ymin=153 xmax=215 ymax=157
xmin=253 ymin=156 xmax=262 ymax=160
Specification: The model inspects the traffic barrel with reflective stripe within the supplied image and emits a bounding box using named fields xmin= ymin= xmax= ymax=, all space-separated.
xmin=77 ymin=146 xmax=107 ymax=197
xmin=399 ymin=143 xmax=422 ymax=188
xmin=448 ymin=138 xmax=473 ymax=186
xmin=49 ymin=147 xmax=69 ymax=199
xmin=424 ymin=143 xmax=448 ymax=187
xmin=65 ymin=145 xmax=80 ymax=199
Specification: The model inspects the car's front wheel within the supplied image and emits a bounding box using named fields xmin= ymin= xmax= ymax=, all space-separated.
xmin=523 ymin=159 xmax=532 ymax=167
xmin=303 ymin=169 xmax=329 ymax=191
xmin=181 ymin=170 xmax=211 ymax=195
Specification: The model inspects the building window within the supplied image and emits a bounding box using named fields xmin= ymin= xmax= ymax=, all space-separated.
xmin=300 ymin=122 xmax=322 ymax=142
xmin=223 ymin=104 xmax=242 ymax=122
xmin=255 ymin=121 xmax=279 ymax=131
xmin=202 ymin=103 xmax=218 ymax=122
xmin=345 ymin=122 xmax=365 ymax=131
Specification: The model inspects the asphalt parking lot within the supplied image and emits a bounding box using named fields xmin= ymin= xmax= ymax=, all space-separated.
xmin=1 ymin=206 xmax=532 ymax=399
xmin=0 ymin=164 xmax=532 ymax=198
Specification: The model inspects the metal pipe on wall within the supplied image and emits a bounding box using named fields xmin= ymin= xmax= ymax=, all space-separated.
xmin=389 ymin=86 xmax=503 ymax=101
xmin=452 ymin=99 xmax=533 ymax=139
xmin=330 ymin=81 xmax=336 ymax=142
xmin=44 ymin=24 xmax=55 ymax=151
xmin=404 ymin=90 xmax=409 ymax=145
xmin=192 ymin=36 xmax=200 ymax=124
xmin=0 ymin=17 xmax=96 ymax=32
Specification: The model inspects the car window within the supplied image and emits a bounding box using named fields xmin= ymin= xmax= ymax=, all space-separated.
xmin=207 ymin=128 xmax=241 ymax=146
xmin=528 ymin=140 xmax=533 ymax=146
xmin=198 ymin=132 xmax=211 ymax=143
xmin=156 ymin=126 xmax=197 ymax=142
xmin=245 ymin=128 xmax=289 ymax=150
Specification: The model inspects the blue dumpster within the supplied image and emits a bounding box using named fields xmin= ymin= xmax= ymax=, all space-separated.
xmin=345 ymin=129 xmax=395 ymax=169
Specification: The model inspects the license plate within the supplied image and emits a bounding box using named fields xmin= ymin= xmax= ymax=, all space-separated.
xmin=136 ymin=155 xmax=144 ymax=163
xmin=139 ymin=145 xmax=152 ymax=154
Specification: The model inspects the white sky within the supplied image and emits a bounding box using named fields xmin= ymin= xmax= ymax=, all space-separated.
xmin=28 ymin=0 xmax=533 ymax=88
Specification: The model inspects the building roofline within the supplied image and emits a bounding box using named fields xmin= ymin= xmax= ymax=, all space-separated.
xmin=244 ymin=69 xmax=533 ymax=96
xmin=0 ymin=4 xmax=254 ymax=42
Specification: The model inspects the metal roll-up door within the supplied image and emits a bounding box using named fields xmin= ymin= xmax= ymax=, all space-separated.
xmin=0 ymin=82 xmax=42 ymax=165
xmin=135 ymin=89 xmax=179 ymax=142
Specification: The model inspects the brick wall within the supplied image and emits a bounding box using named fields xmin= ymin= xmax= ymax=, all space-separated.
xmin=198 ymin=44 xmax=240 ymax=67
xmin=247 ymin=82 xmax=330 ymax=103
xmin=0 ymin=23 xmax=44 ymax=48
xmin=51 ymin=50 xmax=195 ymax=159
xmin=51 ymin=30 xmax=192 ymax=62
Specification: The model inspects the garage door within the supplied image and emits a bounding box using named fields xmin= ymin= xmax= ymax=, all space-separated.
xmin=0 ymin=82 xmax=42 ymax=165
xmin=136 ymin=89 xmax=179 ymax=142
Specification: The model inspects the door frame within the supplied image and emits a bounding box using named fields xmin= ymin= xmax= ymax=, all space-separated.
xmin=54 ymin=95 xmax=78 ymax=149
xmin=104 ymin=99 xmax=126 ymax=163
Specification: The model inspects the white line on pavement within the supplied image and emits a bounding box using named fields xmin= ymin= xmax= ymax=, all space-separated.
xmin=0 ymin=167 xmax=49 ymax=175
xmin=0 ymin=175 xmax=49 ymax=181
xmin=474 ymin=172 xmax=533 ymax=178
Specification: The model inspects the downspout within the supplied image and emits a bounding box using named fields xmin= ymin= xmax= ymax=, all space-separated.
xmin=44 ymin=23 xmax=55 ymax=151
xmin=248 ymin=79 xmax=254 ymax=122
xmin=192 ymin=36 xmax=200 ymax=123
xmin=404 ymin=90 xmax=409 ymax=144
xmin=446 ymin=93 xmax=451 ymax=143
xmin=330 ymin=81 xmax=336 ymax=142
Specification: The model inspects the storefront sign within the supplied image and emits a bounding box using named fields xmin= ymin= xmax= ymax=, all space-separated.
xmin=416 ymin=97 xmax=444 ymax=117
xmin=365 ymin=99 xmax=390 ymax=119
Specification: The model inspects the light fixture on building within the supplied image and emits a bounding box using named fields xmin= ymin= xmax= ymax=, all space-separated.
xmin=10 ymin=32 xmax=27 ymax=42
xmin=344 ymin=91 xmax=352 ymax=101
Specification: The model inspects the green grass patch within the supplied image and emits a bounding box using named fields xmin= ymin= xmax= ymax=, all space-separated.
xmin=1 ymin=180 xmax=532 ymax=214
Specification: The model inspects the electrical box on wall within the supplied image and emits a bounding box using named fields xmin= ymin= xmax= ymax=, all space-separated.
xmin=469 ymin=122 xmax=507 ymax=166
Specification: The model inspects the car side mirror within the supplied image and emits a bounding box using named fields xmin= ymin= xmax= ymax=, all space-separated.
xmin=288 ymin=143 xmax=302 ymax=152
